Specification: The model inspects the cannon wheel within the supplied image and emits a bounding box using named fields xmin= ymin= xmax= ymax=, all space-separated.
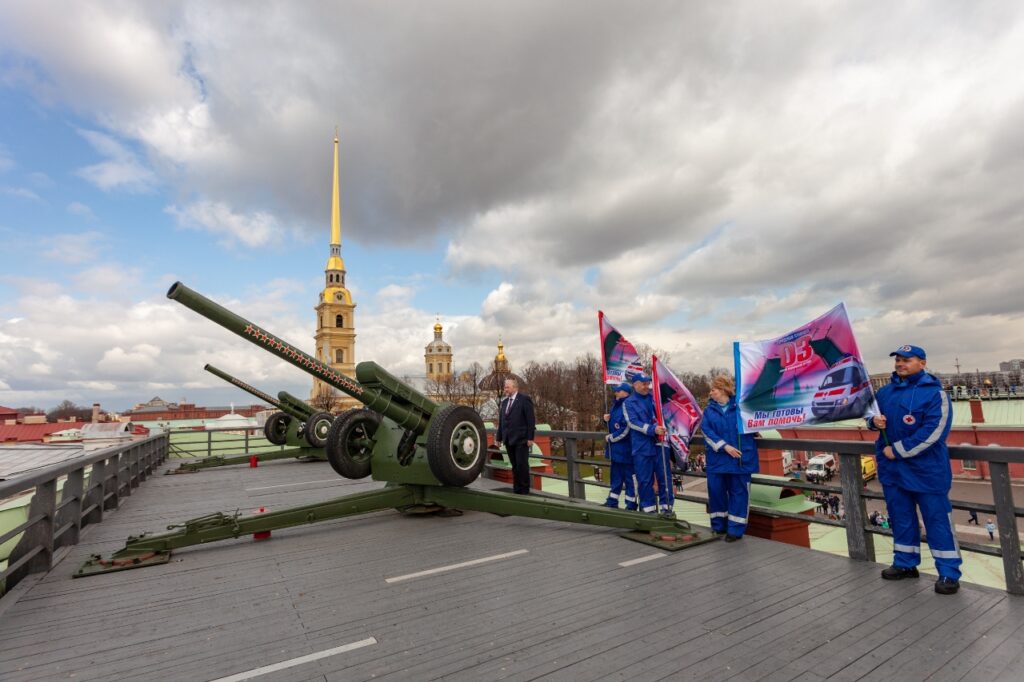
xmin=304 ymin=411 xmax=334 ymax=448
xmin=425 ymin=405 xmax=486 ymax=487
xmin=325 ymin=409 xmax=381 ymax=479
xmin=263 ymin=412 xmax=292 ymax=445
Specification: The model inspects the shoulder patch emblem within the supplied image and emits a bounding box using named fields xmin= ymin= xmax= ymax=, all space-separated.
xmin=903 ymin=414 xmax=916 ymax=425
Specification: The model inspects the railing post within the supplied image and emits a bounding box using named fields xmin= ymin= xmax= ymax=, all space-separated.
xmin=989 ymin=461 xmax=1024 ymax=595
xmin=6 ymin=479 xmax=57 ymax=585
xmin=104 ymin=455 xmax=119 ymax=510
xmin=57 ymin=467 xmax=85 ymax=549
xmin=564 ymin=437 xmax=586 ymax=500
xmin=207 ymin=429 xmax=213 ymax=457
xmin=245 ymin=429 xmax=250 ymax=453
xmin=84 ymin=459 xmax=105 ymax=524
xmin=838 ymin=452 xmax=874 ymax=562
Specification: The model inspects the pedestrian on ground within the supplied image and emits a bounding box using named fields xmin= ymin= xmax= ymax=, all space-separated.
xmin=986 ymin=519 xmax=996 ymax=541
xmin=869 ymin=344 xmax=962 ymax=595
xmin=701 ymin=375 xmax=759 ymax=542
xmin=495 ymin=378 xmax=536 ymax=495
xmin=602 ymin=382 xmax=637 ymax=510
xmin=623 ymin=373 xmax=671 ymax=514
xmin=967 ymin=509 xmax=979 ymax=525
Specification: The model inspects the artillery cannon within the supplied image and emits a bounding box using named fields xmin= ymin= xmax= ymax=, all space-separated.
xmin=167 ymin=365 xmax=333 ymax=473
xmin=75 ymin=282 xmax=714 ymax=577
xmin=203 ymin=363 xmax=332 ymax=449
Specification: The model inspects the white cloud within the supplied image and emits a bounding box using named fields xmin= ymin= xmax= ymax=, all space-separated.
xmin=1 ymin=186 xmax=41 ymax=201
xmin=44 ymin=231 xmax=108 ymax=264
xmin=166 ymin=200 xmax=286 ymax=248
xmin=76 ymin=129 xmax=157 ymax=192
xmin=66 ymin=201 xmax=96 ymax=219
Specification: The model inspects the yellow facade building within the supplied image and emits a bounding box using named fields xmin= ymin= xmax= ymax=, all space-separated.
xmin=311 ymin=133 xmax=357 ymax=409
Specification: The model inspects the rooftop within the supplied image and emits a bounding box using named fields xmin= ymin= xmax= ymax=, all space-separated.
xmin=1 ymin=456 xmax=1021 ymax=680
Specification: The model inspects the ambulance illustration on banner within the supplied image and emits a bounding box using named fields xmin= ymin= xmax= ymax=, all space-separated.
xmin=810 ymin=355 xmax=874 ymax=421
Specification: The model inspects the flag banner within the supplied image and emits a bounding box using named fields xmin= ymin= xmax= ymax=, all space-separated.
xmin=598 ymin=311 xmax=643 ymax=384
xmin=734 ymin=302 xmax=876 ymax=434
xmin=652 ymin=354 xmax=703 ymax=459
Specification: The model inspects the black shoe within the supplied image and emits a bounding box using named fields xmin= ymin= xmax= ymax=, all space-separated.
xmin=711 ymin=529 xmax=727 ymax=536
xmin=723 ymin=534 xmax=742 ymax=543
xmin=881 ymin=565 xmax=920 ymax=580
xmin=935 ymin=577 xmax=960 ymax=595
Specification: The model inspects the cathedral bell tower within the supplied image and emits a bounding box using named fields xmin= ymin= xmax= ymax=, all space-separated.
xmin=311 ymin=131 xmax=357 ymax=408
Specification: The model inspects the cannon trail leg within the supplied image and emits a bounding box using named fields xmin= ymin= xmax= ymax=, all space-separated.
xmin=75 ymin=485 xmax=417 ymax=577
xmin=424 ymin=487 xmax=718 ymax=551
xmin=168 ymin=447 xmax=320 ymax=473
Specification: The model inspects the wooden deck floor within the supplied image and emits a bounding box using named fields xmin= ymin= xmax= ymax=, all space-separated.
xmin=1 ymin=458 xmax=1022 ymax=681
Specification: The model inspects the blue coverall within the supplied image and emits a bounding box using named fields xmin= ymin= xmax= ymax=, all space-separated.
xmin=604 ymin=395 xmax=637 ymax=510
xmin=868 ymin=370 xmax=961 ymax=580
xmin=701 ymin=397 xmax=759 ymax=537
xmin=624 ymin=391 xmax=673 ymax=514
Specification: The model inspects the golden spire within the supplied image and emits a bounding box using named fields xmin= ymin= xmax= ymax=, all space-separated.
xmin=328 ymin=132 xmax=343 ymax=261
xmin=434 ymin=315 xmax=443 ymax=334
xmin=496 ymin=337 xmax=506 ymax=362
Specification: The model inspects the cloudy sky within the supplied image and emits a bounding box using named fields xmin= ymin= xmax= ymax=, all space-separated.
xmin=1 ymin=1 xmax=1022 ymax=412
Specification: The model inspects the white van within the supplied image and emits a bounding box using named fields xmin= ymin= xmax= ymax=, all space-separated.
xmin=805 ymin=454 xmax=837 ymax=483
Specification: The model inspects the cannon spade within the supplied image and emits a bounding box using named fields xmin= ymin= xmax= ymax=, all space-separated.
xmin=74 ymin=282 xmax=714 ymax=577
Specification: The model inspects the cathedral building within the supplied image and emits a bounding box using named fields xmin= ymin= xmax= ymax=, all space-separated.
xmin=424 ymin=319 xmax=453 ymax=381
xmin=311 ymin=132 xmax=357 ymax=409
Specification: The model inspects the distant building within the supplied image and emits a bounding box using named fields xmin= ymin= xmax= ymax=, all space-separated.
xmin=478 ymin=339 xmax=525 ymax=393
xmin=311 ymin=132 xmax=357 ymax=410
xmin=425 ymin=319 xmax=453 ymax=382
xmin=122 ymin=398 xmax=266 ymax=421
xmin=999 ymin=359 xmax=1024 ymax=372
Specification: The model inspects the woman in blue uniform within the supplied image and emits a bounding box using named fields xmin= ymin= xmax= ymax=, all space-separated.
xmin=701 ymin=375 xmax=759 ymax=542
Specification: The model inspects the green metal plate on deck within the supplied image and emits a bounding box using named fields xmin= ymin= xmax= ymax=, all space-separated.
xmin=74 ymin=550 xmax=172 ymax=578
xmin=620 ymin=525 xmax=720 ymax=551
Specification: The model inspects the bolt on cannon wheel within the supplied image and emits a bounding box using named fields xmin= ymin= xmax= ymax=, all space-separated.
xmin=426 ymin=405 xmax=486 ymax=487
xmin=304 ymin=411 xmax=334 ymax=448
xmin=263 ymin=412 xmax=292 ymax=445
xmin=325 ymin=409 xmax=381 ymax=479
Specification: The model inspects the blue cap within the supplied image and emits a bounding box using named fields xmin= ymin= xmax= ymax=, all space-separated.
xmin=890 ymin=344 xmax=926 ymax=360
xmin=631 ymin=373 xmax=652 ymax=383
xmin=613 ymin=382 xmax=632 ymax=394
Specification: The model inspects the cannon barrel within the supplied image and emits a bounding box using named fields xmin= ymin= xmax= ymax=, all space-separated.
xmin=278 ymin=391 xmax=316 ymax=420
xmin=204 ymin=363 xmax=285 ymax=411
xmin=169 ymin=281 xmax=433 ymax=433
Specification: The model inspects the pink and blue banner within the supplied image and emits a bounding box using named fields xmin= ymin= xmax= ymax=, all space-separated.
xmin=734 ymin=303 xmax=876 ymax=434
xmin=599 ymin=311 xmax=643 ymax=384
xmin=652 ymin=354 xmax=703 ymax=458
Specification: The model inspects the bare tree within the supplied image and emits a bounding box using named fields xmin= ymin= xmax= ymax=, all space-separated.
xmin=309 ymin=386 xmax=339 ymax=412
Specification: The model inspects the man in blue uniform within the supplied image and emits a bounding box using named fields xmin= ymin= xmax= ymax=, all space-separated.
xmin=602 ymin=382 xmax=637 ymax=509
xmin=869 ymin=344 xmax=961 ymax=595
xmin=623 ymin=373 xmax=671 ymax=514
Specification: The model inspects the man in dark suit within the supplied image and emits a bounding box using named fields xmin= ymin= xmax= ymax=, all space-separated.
xmin=495 ymin=378 xmax=536 ymax=494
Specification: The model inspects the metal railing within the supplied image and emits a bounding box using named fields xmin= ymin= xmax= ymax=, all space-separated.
xmin=487 ymin=431 xmax=1024 ymax=595
xmin=0 ymin=435 xmax=168 ymax=595
xmin=166 ymin=425 xmax=286 ymax=459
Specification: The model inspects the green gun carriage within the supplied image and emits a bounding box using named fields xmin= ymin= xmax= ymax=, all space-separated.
xmin=76 ymin=282 xmax=714 ymax=576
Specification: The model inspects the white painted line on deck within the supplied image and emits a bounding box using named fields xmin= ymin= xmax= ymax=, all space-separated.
xmin=246 ymin=479 xmax=343 ymax=491
xmin=619 ymin=552 xmax=667 ymax=567
xmin=385 ymin=549 xmax=530 ymax=583
xmin=208 ymin=637 xmax=377 ymax=682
